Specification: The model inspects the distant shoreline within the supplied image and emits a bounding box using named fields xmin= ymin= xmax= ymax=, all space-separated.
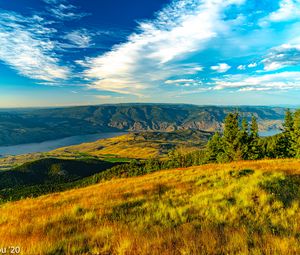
xmin=0 ymin=132 xmax=126 ymax=157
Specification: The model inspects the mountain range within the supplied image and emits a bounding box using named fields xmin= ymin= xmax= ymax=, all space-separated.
xmin=0 ymin=104 xmax=286 ymax=146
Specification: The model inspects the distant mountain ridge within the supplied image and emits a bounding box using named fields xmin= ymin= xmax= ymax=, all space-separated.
xmin=0 ymin=104 xmax=286 ymax=146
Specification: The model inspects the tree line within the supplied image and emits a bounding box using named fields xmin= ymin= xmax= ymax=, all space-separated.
xmin=205 ymin=109 xmax=299 ymax=162
xmin=147 ymin=109 xmax=300 ymax=169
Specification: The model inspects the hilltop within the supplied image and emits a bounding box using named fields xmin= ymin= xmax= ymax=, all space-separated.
xmin=0 ymin=104 xmax=285 ymax=146
xmin=0 ymin=159 xmax=299 ymax=254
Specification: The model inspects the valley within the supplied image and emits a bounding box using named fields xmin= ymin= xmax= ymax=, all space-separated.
xmin=0 ymin=104 xmax=285 ymax=146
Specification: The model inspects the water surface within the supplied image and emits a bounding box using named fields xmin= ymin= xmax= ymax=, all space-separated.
xmin=0 ymin=132 xmax=125 ymax=157
xmin=259 ymin=129 xmax=281 ymax=137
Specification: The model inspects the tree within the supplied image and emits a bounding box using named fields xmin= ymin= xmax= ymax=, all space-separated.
xmin=206 ymin=132 xmax=223 ymax=162
xmin=236 ymin=118 xmax=250 ymax=160
xmin=283 ymin=109 xmax=294 ymax=133
xmin=250 ymin=115 xmax=259 ymax=140
xmin=248 ymin=115 xmax=262 ymax=159
xmin=274 ymin=109 xmax=295 ymax=158
xmin=292 ymin=109 xmax=300 ymax=158
xmin=222 ymin=112 xmax=240 ymax=162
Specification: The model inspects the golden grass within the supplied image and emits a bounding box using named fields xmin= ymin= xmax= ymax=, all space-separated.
xmin=1 ymin=159 xmax=300 ymax=254
xmin=55 ymin=134 xmax=161 ymax=159
xmin=0 ymin=133 xmax=197 ymax=169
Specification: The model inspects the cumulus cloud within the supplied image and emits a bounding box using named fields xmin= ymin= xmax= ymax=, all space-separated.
xmin=248 ymin=63 xmax=257 ymax=68
xmin=211 ymin=63 xmax=231 ymax=73
xmin=262 ymin=44 xmax=300 ymax=71
xmin=268 ymin=0 xmax=300 ymax=22
xmin=81 ymin=0 xmax=245 ymax=95
xmin=0 ymin=11 xmax=69 ymax=81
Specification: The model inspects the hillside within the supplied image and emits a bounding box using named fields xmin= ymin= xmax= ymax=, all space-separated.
xmin=1 ymin=159 xmax=299 ymax=254
xmin=0 ymin=104 xmax=285 ymax=146
xmin=0 ymin=130 xmax=211 ymax=170
xmin=54 ymin=130 xmax=212 ymax=160
xmin=0 ymin=158 xmax=117 ymax=189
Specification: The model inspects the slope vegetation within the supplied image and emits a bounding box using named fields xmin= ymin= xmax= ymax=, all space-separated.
xmin=54 ymin=130 xmax=211 ymax=160
xmin=1 ymin=159 xmax=299 ymax=254
xmin=0 ymin=158 xmax=116 ymax=189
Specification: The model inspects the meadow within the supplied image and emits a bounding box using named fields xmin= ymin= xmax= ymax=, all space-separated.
xmin=0 ymin=159 xmax=299 ymax=254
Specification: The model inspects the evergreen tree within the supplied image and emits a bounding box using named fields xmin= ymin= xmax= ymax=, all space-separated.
xmin=283 ymin=109 xmax=294 ymax=133
xmin=292 ymin=109 xmax=300 ymax=158
xmin=248 ymin=115 xmax=261 ymax=159
xmin=222 ymin=112 xmax=240 ymax=162
xmin=236 ymin=118 xmax=250 ymax=160
xmin=275 ymin=109 xmax=295 ymax=158
xmin=206 ymin=132 xmax=223 ymax=162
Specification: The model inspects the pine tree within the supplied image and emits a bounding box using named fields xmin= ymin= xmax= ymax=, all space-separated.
xmin=236 ymin=118 xmax=250 ymax=160
xmin=206 ymin=132 xmax=223 ymax=162
xmin=275 ymin=109 xmax=295 ymax=158
xmin=292 ymin=109 xmax=300 ymax=158
xmin=222 ymin=112 xmax=240 ymax=162
xmin=248 ymin=115 xmax=261 ymax=159
xmin=283 ymin=109 xmax=294 ymax=133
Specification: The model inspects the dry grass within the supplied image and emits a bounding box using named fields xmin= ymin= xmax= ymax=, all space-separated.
xmin=0 ymin=133 xmax=200 ymax=170
xmin=54 ymin=133 xmax=161 ymax=159
xmin=1 ymin=159 xmax=300 ymax=254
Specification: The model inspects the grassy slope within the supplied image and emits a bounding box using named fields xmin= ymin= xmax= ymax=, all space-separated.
xmin=1 ymin=159 xmax=300 ymax=254
xmin=0 ymin=158 xmax=117 ymax=190
xmin=54 ymin=131 xmax=210 ymax=159
xmin=0 ymin=131 xmax=210 ymax=170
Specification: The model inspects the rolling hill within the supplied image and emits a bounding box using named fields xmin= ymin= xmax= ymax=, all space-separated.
xmin=0 ymin=104 xmax=285 ymax=146
xmin=0 ymin=158 xmax=117 ymax=189
xmin=0 ymin=130 xmax=212 ymax=170
xmin=54 ymin=130 xmax=212 ymax=160
xmin=0 ymin=159 xmax=299 ymax=254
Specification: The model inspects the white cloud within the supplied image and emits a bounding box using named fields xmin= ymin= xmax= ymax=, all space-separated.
xmin=248 ymin=62 xmax=257 ymax=68
xmin=0 ymin=11 xmax=69 ymax=81
xmin=164 ymin=79 xmax=196 ymax=84
xmin=237 ymin=65 xmax=246 ymax=70
xmin=213 ymin=71 xmax=300 ymax=91
xmin=81 ymin=0 xmax=245 ymax=95
xmin=262 ymin=43 xmax=300 ymax=71
xmin=44 ymin=0 xmax=89 ymax=20
xmin=95 ymin=95 xmax=112 ymax=99
xmin=268 ymin=0 xmax=300 ymax=22
xmin=211 ymin=63 xmax=231 ymax=73
xmin=63 ymin=29 xmax=93 ymax=48
xmin=239 ymin=87 xmax=271 ymax=92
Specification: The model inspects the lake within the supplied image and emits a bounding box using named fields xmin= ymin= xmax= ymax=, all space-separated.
xmin=0 ymin=132 xmax=125 ymax=157
xmin=259 ymin=129 xmax=282 ymax=137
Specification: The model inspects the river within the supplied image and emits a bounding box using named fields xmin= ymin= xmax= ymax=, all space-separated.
xmin=0 ymin=132 xmax=125 ymax=157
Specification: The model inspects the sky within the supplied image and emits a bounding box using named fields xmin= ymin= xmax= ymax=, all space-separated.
xmin=0 ymin=0 xmax=300 ymax=107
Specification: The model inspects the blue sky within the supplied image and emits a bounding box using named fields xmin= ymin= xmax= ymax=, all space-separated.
xmin=0 ymin=0 xmax=300 ymax=107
